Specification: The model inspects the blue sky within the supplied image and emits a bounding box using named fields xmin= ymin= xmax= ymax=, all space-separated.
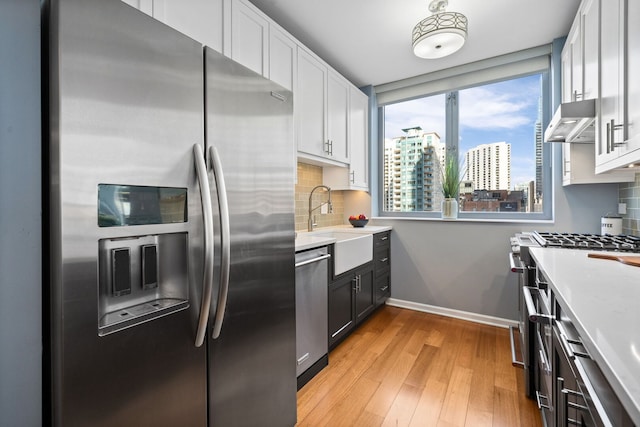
xmin=384 ymin=74 xmax=542 ymax=188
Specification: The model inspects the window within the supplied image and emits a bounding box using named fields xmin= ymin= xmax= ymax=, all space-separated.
xmin=379 ymin=71 xmax=550 ymax=220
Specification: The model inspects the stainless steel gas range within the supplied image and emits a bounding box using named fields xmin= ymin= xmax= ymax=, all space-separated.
xmin=509 ymin=231 xmax=640 ymax=426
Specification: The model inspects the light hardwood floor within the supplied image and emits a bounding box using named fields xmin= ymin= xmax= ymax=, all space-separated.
xmin=296 ymin=306 xmax=541 ymax=427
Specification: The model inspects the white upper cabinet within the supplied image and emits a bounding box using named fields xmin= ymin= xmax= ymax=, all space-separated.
xmin=121 ymin=0 xmax=153 ymax=15
xmin=226 ymin=0 xmax=269 ymax=76
xmin=595 ymin=0 xmax=640 ymax=173
xmin=582 ymin=0 xmax=598 ymax=101
xmin=269 ymin=26 xmax=296 ymax=91
xmin=121 ymin=0 xmax=223 ymax=53
xmin=562 ymin=0 xmax=634 ymax=185
xmin=296 ymin=48 xmax=328 ymax=161
xmin=348 ymin=87 xmax=369 ymax=190
xmin=326 ymin=71 xmax=350 ymax=164
xmin=324 ymin=87 xmax=369 ymax=191
xmin=623 ymin=0 xmax=640 ymax=157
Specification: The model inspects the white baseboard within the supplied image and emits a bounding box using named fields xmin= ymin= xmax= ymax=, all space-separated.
xmin=385 ymin=298 xmax=518 ymax=329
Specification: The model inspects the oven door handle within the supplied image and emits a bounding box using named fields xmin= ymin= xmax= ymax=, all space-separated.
xmin=509 ymin=252 xmax=526 ymax=273
xmin=523 ymin=286 xmax=553 ymax=324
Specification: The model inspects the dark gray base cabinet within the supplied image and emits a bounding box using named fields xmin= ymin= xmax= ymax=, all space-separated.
xmin=328 ymin=262 xmax=373 ymax=349
xmin=328 ymin=230 xmax=391 ymax=349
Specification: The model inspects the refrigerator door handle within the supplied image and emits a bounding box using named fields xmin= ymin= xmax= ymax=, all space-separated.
xmin=193 ymin=144 xmax=215 ymax=347
xmin=209 ymin=145 xmax=231 ymax=339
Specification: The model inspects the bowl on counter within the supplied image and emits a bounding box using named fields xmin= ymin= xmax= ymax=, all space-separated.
xmin=349 ymin=218 xmax=369 ymax=227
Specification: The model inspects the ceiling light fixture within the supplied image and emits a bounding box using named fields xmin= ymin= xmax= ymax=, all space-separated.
xmin=412 ymin=0 xmax=468 ymax=59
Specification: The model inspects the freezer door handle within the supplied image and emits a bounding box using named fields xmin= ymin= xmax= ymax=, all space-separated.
xmin=194 ymin=144 xmax=214 ymax=347
xmin=210 ymin=146 xmax=231 ymax=339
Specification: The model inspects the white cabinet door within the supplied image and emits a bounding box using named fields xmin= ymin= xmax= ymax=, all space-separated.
xmin=228 ymin=0 xmax=268 ymax=76
xmin=582 ymin=0 xmax=598 ymax=100
xmin=323 ymin=87 xmax=370 ymax=190
xmin=269 ymin=25 xmax=296 ymax=91
xmin=597 ymin=0 xmax=624 ymax=169
xmin=561 ymin=48 xmax=573 ymax=104
xmin=121 ymin=0 xmax=153 ymax=15
xmin=296 ymin=48 xmax=327 ymax=159
xmin=348 ymin=87 xmax=369 ymax=190
xmin=623 ymin=0 xmax=640 ymax=155
xmin=327 ymin=71 xmax=349 ymax=164
xmin=152 ymin=0 xmax=223 ymax=53
xmin=568 ymin=24 xmax=582 ymax=101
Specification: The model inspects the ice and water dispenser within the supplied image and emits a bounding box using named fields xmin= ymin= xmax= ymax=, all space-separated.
xmin=97 ymin=184 xmax=191 ymax=336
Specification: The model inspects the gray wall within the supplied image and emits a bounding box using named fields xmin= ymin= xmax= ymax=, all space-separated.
xmin=370 ymin=170 xmax=619 ymax=321
xmin=0 ymin=1 xmax=42 ymax=425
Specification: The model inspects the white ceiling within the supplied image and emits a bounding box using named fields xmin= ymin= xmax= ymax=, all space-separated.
xmin=247 ymin=0 xmax=582 ymax=87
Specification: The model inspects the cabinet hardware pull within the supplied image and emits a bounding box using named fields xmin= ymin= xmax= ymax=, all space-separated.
xmin=380 ymin=257 xmax=389 ymax=263
xmin=380 ymin=236 xmax=388 ymax=241
xmin=606 ymin=121 xmax=611 ymax=153
xmin=380 ymin=286 xmax=389 ymax=292
xmin=350 ymin=170 xmax=355 ymax=183
xmin=536 ymin=391 xmax=550 ymax=410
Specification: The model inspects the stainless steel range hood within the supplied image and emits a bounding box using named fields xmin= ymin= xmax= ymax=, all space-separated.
xmin=544 ymin=99 xmax=596 ymax=143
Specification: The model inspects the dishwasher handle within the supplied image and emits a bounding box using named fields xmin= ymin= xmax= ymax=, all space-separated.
xmin=295 ymin=253 xmax=331 ymax=268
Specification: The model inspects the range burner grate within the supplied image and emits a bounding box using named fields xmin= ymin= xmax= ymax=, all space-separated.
xmin=533 ymin=232 xmax=640 ymax=252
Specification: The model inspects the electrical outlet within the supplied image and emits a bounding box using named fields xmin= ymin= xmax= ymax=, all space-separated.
xmin=618 ymin=203 xmax=627 ymax=215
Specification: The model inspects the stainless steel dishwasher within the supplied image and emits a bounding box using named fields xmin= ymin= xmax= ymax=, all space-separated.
xmin=295 ymin=246 xmax=330 ymax=389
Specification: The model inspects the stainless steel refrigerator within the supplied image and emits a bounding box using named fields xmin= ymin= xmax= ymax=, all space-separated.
xmin=43 ymin=0 xmax=296 ymax=425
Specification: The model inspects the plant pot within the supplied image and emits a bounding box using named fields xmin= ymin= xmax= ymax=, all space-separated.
xmin=441 ymin=198 xmax=458 ymax=219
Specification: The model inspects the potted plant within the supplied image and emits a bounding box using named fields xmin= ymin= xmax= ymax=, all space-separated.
xmin=441 ymin=157 xmax=462 ymax=219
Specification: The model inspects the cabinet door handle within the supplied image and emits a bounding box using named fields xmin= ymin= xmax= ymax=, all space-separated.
xmin=380 ymin=285 xmax=389 ymax=292
xmin=380 ymin=236 xmax=388 ymax=241
xmin=380 ymin=257 xmax=389 ymax=263
xmin=606 ymin=120 xmax=611 ymax=153
xmin=350 ymin=170 xmax=355 ymax=183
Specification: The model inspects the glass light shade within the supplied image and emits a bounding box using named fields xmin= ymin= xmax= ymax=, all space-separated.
xmin=412 ymin=12 xmax=467 ymax=59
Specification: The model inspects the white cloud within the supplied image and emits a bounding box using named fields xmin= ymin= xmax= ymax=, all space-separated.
xmin=459 ymin=86 xmax=536 ymax=130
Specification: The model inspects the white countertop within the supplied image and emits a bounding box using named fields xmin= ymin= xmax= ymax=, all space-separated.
xmin=295 ymin=224 xmax=392 ymax=252
xmin=530 ymin=247 xmax=640 ymax=424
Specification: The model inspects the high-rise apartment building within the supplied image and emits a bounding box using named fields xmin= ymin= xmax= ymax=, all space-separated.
xmin=383 ymin=127 xmax=444 ymax=212
xmin=464 ymin=142 xmax=511 ymax=191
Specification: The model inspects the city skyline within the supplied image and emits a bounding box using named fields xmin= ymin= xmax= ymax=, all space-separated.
xmin=384 ymin=74 xmax=543 ymax=190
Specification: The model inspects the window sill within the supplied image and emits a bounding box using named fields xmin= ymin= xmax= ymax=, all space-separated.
xmin=373 ymin=215 xmax=554 ymax=225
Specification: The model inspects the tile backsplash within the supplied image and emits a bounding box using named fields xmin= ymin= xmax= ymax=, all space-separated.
xmin=619 ymin=173 xmax=640 ymax=235
xmin=295 ymin=163 xmax=345 ymax=231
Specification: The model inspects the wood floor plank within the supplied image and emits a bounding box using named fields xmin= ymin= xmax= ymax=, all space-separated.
xmin=321 ymin=375 xmax=380 ymax=427
xmin=381 ymin=383 xmax=422 ymax=427
xmin=464 ymin=357 xmax=495 ymax=427
xmin=296 ymin=306 xmax=542 ymax=427
xmin=438 ymin=365 xmax=474 ymax=426
xmin=408 ymin=378 xmax=447 ymax=427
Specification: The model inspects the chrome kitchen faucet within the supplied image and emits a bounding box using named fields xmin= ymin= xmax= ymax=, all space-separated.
xmin=308 ymin=185 xmax=332 ymax=231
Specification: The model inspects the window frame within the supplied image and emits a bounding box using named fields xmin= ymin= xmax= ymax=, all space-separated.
xmin=376 ymin=58 xmax=552 ymax=222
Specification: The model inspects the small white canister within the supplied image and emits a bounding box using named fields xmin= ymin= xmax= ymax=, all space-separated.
xmin=601 ymin=215 xmax=622 ymax=235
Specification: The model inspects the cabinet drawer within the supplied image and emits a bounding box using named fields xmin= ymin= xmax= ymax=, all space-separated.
xmin=374 ymin=231 xmax=390 ymax=249
xmin=374 ymin=246 xmax=390 ymax=275
xmin=375 ymin=272 xmax=390 ymax=305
